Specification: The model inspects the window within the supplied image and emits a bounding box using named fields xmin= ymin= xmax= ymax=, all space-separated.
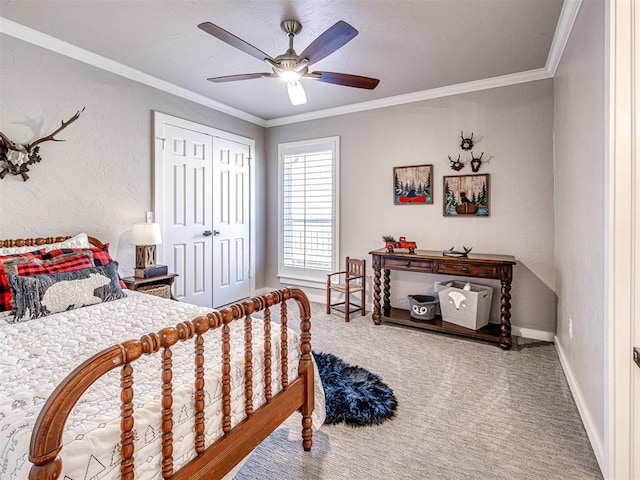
xmin=278 ymin=137 xmax=340 ymax=287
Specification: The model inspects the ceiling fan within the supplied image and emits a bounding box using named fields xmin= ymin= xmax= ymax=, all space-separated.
xmin=197 ymin=19 xmax=380 ymax=105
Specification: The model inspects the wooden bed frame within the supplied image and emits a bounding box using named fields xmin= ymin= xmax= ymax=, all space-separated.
xmin=0 ymin=235 xmax=314 ymax=480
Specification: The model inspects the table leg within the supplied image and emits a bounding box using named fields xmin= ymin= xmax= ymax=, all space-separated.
xmin=499 ymin=281 xmax=512 ymax=350
xmin=383 ymin=269 xmax=391 ymax=315
xmin=167 ymin=278 xmax=178 ymax=301
xmin=372 ymin=268 xmax=382 ymax=325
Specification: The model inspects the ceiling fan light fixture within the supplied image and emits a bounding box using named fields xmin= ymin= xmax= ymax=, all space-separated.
xmin=279 ymin=70 xmax=302 ymax=82
xmin=287 ymin=81 xmax=307 ymax=105
xmin=200 ymin=19 xmax=379 ymax=107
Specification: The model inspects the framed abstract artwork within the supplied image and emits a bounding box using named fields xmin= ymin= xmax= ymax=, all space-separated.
xmin=393 ymin=164 xmax=433 ymax=205
xmin=443 ymin=173 xmax=490 ymax=216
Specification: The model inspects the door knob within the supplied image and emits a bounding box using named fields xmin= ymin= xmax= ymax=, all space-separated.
xmin=213 ymin=230 xmax=221 ymax=236
xmin=203 ymin=230 xmax=212 ymax=237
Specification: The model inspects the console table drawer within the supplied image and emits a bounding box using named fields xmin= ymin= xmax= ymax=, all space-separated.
xmin=383 ymin=258 xmax=434 ymax=271
xmin=435 ymin=262 xmax=497 ymax=277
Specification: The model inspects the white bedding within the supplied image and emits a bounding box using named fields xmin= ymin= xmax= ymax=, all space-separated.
xmin=0 ymin=291 xmax=324 ymax=480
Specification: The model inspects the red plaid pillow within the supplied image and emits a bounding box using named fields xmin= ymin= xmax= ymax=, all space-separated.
xmin=0 ymin=253 xmax=93 ymax=312
xmin=16 ymin=254 xmax=93 ymax=276
xmin=42 ymin=243 xmax=113 ymax=266
xmin=41 ymin=243 xmax=127 ymax=289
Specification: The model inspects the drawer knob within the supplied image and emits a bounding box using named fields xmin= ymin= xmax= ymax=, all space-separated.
xmin=462 ymin=267 xmax=469 ymax=272
xmin=405 ymin=262 xmax=411 ymax=267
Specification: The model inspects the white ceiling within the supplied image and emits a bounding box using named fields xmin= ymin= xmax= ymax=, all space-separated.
xmin=0 ymin=0 xmax=563 ymax=122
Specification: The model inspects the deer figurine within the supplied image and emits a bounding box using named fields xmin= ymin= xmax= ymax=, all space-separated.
xmin=0 ymin=107 xmax=84 ymax=181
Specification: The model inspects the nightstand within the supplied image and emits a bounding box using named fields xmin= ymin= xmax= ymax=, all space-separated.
xmin=121 ymin=273 xmax=178 ymax=301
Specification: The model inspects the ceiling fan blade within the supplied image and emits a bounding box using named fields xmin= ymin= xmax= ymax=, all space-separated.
xmin=207 ymin=73 xmax=275 ymax=83
xmin=198 ymin=22 xmax=275 ymax=63
xmin=296 ymin=21 xmax=358 ymax=66
xmin=307 ymin=71 xmax=380 ymax=89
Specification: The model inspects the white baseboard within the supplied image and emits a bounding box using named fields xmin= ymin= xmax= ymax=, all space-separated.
xmin=511 ymin=326 xmax=555 ymax=342
xmin=554 ymin=337 xmax=605 ymax=475
xmin=258 ymin=288 xmax=558 ymax=342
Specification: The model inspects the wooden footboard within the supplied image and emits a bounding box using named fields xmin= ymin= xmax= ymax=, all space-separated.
xmin=28 ymin=287 xmax=314 ymax=480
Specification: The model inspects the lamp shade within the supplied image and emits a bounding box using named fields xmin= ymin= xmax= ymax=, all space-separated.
xmin=131 ymin=223 xmax=162 ymax=245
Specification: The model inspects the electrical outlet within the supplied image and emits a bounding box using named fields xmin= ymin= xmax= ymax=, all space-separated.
xmin=146 ymin=211 xmax=154 ymax=223
xmin=568 ymin=318 xmax=573 ymax=339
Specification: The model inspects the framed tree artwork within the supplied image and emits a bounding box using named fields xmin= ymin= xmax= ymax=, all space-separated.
xmin=443 ymin=173 xmax=490 ymax=216
xmin=393 ymin=164 xmax=433 ymax=205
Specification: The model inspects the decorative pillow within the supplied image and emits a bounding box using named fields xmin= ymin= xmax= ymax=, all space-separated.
xmin=0 ymin=251 xmax=43 ymax=312
xmin=8 ymin=262 xmax=126 ymax=323
xmin=42 ymin=243 xmax=113 ymax=266
xmin=16 ymin=254 xmax=93 ymax=276
xmin=0 ymin=253 xmax=94 ymax=312
xmin=0 ymin=233 xmax=91 ymax=255
xmin=41 ymin=244 xmax=128 ymax=289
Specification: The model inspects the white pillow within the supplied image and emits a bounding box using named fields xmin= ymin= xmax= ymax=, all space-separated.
xmin=0 ymin=233 xmax=91 ymax=255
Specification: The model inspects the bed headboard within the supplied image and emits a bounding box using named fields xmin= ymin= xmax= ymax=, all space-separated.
xmin=0 ymin=235 xmax=105 ymax=249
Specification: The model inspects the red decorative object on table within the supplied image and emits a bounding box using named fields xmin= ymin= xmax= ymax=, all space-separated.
xmin=385 ymin=236 xmax=417 ymax=254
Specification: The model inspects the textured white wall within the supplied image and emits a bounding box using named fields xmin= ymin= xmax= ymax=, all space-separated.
xmin=553 ymin=0 xmax=605 ymax=465
xmin=0 ymin=36 xmax=266 ymax=283
xmin=267 ymin=80 xmax=556 ymax=334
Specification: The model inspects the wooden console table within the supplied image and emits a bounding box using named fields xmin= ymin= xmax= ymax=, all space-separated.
xmin=370 ymin=249 xmax=516 ymax=349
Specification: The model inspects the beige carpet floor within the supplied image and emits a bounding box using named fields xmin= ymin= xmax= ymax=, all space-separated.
xmin=235 ymin=302 xmax=602 ymax=480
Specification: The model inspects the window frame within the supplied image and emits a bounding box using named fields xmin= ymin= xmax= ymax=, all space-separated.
xmin=277 ymin=136 xmax=340 ymax=288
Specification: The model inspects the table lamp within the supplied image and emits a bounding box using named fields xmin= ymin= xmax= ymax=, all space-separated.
xmin=131 ymin=223 xmax=166 ymax=278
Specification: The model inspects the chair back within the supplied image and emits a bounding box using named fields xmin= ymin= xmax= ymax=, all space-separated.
xmin=346 ymin=257 xmax=366 ymax=285
xmin=327 ymin=257 xmax=367 ymax=321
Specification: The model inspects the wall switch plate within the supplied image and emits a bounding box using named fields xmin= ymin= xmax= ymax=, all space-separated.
xmin=146 ymin=211 xmax=154 ymax=223
xmin=568 ymin=318 xmax=573 ymax=339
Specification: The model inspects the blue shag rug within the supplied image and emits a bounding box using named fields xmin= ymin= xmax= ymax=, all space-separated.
xmin=313 ymin=351 xmax=398 ymax=427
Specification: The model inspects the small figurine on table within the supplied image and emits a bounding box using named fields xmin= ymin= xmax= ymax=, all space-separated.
xmin=442 ymin=246 xmax=473 ymax=257
xmin=382 ymin=235 xmax=417 ymax=254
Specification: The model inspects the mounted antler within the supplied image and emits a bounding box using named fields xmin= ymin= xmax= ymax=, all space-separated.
xmin=460 ymin=131 xmax=474 ymax=151
xmin=0 ymin=107 xmax=84 ymax=181
xmin=0 ymin=132 xmax=22 ymax=152
xmin=26 ymin=107 xmax=85 ymax=153
xmin=470 ymin=151 xmax=484 ymax=172
xmin=448 ymin=154 xmax=465 ymax=171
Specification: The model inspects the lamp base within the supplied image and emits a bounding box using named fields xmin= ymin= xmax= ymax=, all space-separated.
xmin=134 ymin=264 xmax=168 ymax=279
xmin=135 ymin=245 xmax=157 ymax=269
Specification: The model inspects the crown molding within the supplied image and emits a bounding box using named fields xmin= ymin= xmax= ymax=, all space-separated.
xmin=2 ymin=0 xmax=582 ymax=130
xmin=266 ymin=0 xmax=583 ymax=128
xmin=265 ymin=68 xmax=553 ymax=127
xmin=545 ymin=0 xmax=584 ymax=75
xmin=0 ymin=17 xmax=267 ymax=127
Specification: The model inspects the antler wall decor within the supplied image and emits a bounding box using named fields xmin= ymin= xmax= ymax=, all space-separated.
xmin=0 ymin=107 xmax=85 ymax=181
xmin=470 ymin=151 xmax=484 ymax=172
xmin=460 ymin=131 xmax=474 ymax=151
xmin=448 ymin=131 xmax=489 ymax=172
xmin=448 ymin=154 xmax=465 ymax=171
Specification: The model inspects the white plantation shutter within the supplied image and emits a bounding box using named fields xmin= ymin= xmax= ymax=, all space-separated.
xmin=278 ymin=137 xmax=339 ymax=285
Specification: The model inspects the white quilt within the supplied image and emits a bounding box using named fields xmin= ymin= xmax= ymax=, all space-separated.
xmin=0 ymin=291 xmax=324 ymax=480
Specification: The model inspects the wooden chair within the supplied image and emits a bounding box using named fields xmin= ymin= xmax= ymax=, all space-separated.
xmin=326 ymin=257 xmax=366 ymax=321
